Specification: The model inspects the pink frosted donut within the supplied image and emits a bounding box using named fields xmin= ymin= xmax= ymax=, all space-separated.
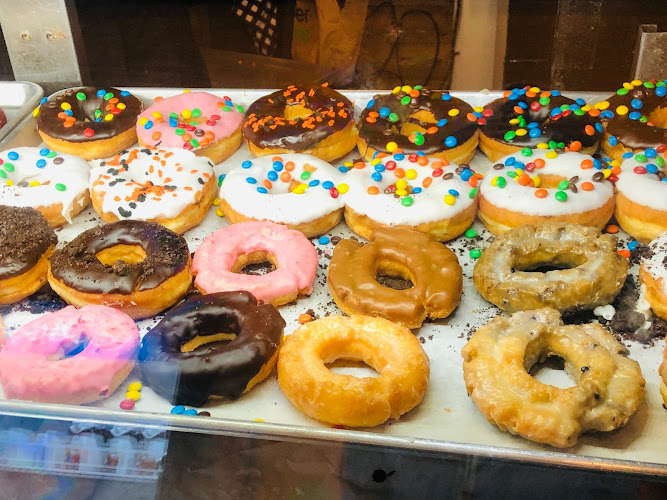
xmin=136 ymin=91 xmax=244 ymax=163
xmin=192 ymin=221 xmax=318 ymax=306
xmin=0 ymin=305 xmax=139 ymax=405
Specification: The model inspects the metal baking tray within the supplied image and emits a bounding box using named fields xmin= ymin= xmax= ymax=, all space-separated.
xmin=0 ymin=81 xmax=44 ymax=146
xmin=1 ymin=89 xmax=666 ymax=476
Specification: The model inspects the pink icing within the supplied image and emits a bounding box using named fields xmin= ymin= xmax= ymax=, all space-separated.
xmin=0 ymin=305 xmax=139 ymax=404
xmin=136 ymin=92 xmax=243 ymax=151
xmin=192 ymin=221 xmax=318 ymax=304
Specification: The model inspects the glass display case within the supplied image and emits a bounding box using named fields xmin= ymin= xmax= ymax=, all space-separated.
xmin=0 ymin=1 xmax=666 ymax=497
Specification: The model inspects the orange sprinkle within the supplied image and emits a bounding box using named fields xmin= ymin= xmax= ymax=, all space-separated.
xmin=581 ymin=182 xmax=594 ymax=191
xmin=328 ymin=119 xmax=335 ymax=126
xmin=466 ymin=113 xmax=477 ymax=122
xmin=272 ymin=156 xmax=283 ymax=163
xmin=611 ymin=165 xmax=621 ymax=175
xmin=366 ymin=116 xmax=377 ymax=124
xmin=426 ymin=126 xmax=438 ymax=134
xmin=409 ymin=89 xmax=420 ymax=98
xmin=285 ymin=161 xmax=295 ymax=172
xmin=152 ymin=131 xmax=161 ymax=141
xmin=321 ymin=82 xmax=329 ymax=87
xmin=354 ymin=161 xmax=365 ymax=169
xmin=63 ymin=121 xmax=73 ymax=128
xmin=105 ymin=104 xmax=114 ymax=111
xmin=580 ymin=159 xmax=593 ymax=169
xmin=199 ymin=139 xmax=210 ymax=147
xmin=417 ymin=156 xmax=428 ymax=166
xmin=394 ymin=168 xmax=405 ymax=178
xmin=280 ymin=172 xmax=291 ymax=182
xmin=154 ymin=96 xmax=164 ymax=102
xmin=164 ymin=177 xmax=172 ymax=183
xmin=534 ymin=158 xmax=546 ymax=168
xmin=585 ymin=125 xmax=595 ymax=136
xmin=517 ymin=173 xmax=530 ymax=186
xmin=618 ymin=250 xmax=631 ymax=258
xmin=184 ymin=186 xmax=193 ymax=191
xmin=588 ymin=108 xmax=600 ymax=117
xmin=468 ymin=177 xmax=478 ymax=187
xmin=114 ymin=196 xmax=121 ymax=202
xmin=535 ymin=188 xmax=548 ymax=198
xmin=182 ymin=133 xmax=192 ymax=141
xmin=109 ymin=97 xmax=119 ymax=104
xmin=367 ymin=186 xmax=379 ymax=195
xmin=204 ymin=131 xmax=215 ymax=140
xmin=568 ymin=140 xmax=582 ymax=152
xmin=298 ymin=313 xmax=312 ymax=324
xmin=526 ymin=91 xmax=536 ymax=98
xmin=422 ymin=177 xmax=432 ymax=188
xmin=513 ymin=106 xmax=524 ymax=114
xmin=57 ymin=112 xmax=68 ymax=119
xmin=264 ymin=179 xmax=272 ymax=189
xmin=368 ymin=111 xmax=379 ymax=118
xmin=431 ymin=160 xmax=443 ymax=170
xmin=606 ymin=225 xmax=619 ymax=234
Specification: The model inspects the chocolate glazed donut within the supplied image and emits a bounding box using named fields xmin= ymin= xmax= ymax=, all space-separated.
xmin=139 ymin=291 xmax=285 ymax=407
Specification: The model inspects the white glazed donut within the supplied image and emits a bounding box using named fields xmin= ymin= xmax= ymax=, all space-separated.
xmin=218 ymin=153 xmax=346 ymax=238
xmin=90 ymin=147 xmax=217 ymax=234
xmin=0 ymin=147 xmax=90 ymax=227
xmin=342 ymin=152 xmax=479 ymax=241
xmin=614 ymin=147 xmax=667 ymax=243
xmin=478 ymin=149 xmax=616 ymax=234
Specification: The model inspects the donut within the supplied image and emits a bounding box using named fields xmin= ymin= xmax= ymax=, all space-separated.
xmin=596 ymin=79 xmax=667 ymax=162
xmin=90 ymin=146 xmax=216 ymax=233
xmin=478 ymin=86 xmax=602 ymax=163
xmin=48 ymin=220 xmax=192 ymax=319
xmin=278 ymin=315 xmax=429 ymax=427
xmin=462 ymin=308 xmax=645 ymax=448
xmin=0 ymin=107 xmax=6 ymax=129
xmin=192 ymin=221 xmax=318 ymax=306
xmin=140 ymin=291 xmax=284 ymax=406
xmin=0 ymin=206 xmax=57 ymax=304
xmin=478 ymin=149 xmax=616 ymax=235
xmin=0 ymin=305 xmax=139 ymax=405
xmin=614 ymin=146 xmax=667 ymax=243
xmin=136 ymin=91 xmax=243 ymax=164
xmin=218 ymin=154 xmax=345 ymax=237
xmin=343 ymin=152 xmax=480 ymax=241
xmin=639 ymin=231 xmax=667 ymax=321
xmin=243 ymin=84 xmax=358 ymax=162
xmin=357 ymin=86 xmax=479 ymax=164
xmin=473 ymin=222 xmax=627 ymax=313
xmin=327 ymin=227 xmax=462 ymax=328
xmin=36 ymin=87 xmax=143 ymax=160
xmin=0 ymin=147 xmax=90 ymax=226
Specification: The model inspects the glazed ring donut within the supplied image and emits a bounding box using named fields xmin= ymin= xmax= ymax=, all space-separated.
xmin=0 ymin=206 xmax=57 ymax=304
xmin=478 ymin=149 xmax=616 ymax=235
xmin=277 ymin=315 xmax=429 ymax=427
xmin=137 ymin=91 xmax=243 ymax=164
xmin=479 ymin=86 xmax=602 ymax=163
xmin=0 ymin=305 xmax=139 ymax=405
xmin=192 ymin=221 xmax=318 ymax=306
xmin=597 ymin=79 xmax=667 ymax=162
xmin=48 ymin=220 xmax=192 ymax=319
xmin=614 ymin=146 xmax=667 ymax=243
xmin=327 ymin=227 xmax=462 ymax=328
xmin=243 ymin=84 xmax=358 ymax=162
xmin=36 ymin=87 xmax=143 ymax=160
xmin=357 ymin=86 xmax=479 ymax=164
xmin=90 ymin=146 xmax=217 ymax=233
xmin=219 ymin=154 xmax=345 ymax=238
xmin=140 ymin=291 xmax=285 ymax=407
xmin=473 ymin=222 xmax=627 ymax=313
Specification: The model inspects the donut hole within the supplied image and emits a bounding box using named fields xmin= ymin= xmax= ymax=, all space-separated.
xmin=326 ymin=359 xmax=380 ymax=378
xmin=181 ymin=333 xmax=237 ymax=353
xmin=537 ymin=174 xmax=568 ymax=189
xmin=231 ymin=251 xmax=277 ymax=276
xmin=524 ymin=338 xmax=578 ymax=389
xmin=284 ymin=103 xmax=314 ymax=120
xmin=48 ymin=334 xmax=90 ymax=360
xmin=647 ymin=107 xmax=667 ymax=129
xmin=375 ymin=261 xmax=415 ymax=290
xmin=399 ymin=110 xmax=439 ymax=137
xmin=96 ymin=245 xmax=147 ymax=266
xmin=321 ymin=339 xmax=383 ymax=379
xmin=511 ymin=252 xmax=587 ymax=274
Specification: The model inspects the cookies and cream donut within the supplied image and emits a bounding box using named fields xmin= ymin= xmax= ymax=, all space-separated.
xmin=90 ymin=147 xmax=216 ymax=233
xmin=0 ymin=147 xmax=90 ymax=226
xmin=219 ymin=154 xmax=345 ymax=237
xmin=343 ymin=152 xmax=480 ymax=241
xmin=478 ymin=149 xmax=616 ymax=234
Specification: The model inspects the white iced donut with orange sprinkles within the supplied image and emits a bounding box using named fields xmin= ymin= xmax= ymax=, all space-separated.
xmin=90 ymin=147 xmax=217 ymax=234
xmin=478 ymin=149 xmax=616 ymax=234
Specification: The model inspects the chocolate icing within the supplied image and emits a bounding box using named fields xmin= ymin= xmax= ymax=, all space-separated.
xmin=358 ymin=89 xmax=477 ymax=154
xmin=36 ymin=87 xmax=143 ymax=143
xmin=0 ymin=205 xmax=57 ymax=280
xmin=243 ymin=85 xmax=354 ymax=150
xmin=139 ymin=291 xmax=285 ymax=406
xmin=50 ymin=220 xmax=189 ymax=294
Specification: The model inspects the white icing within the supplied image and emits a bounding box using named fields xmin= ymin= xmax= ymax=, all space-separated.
xmin=343 ymin=154 xmax=477 ymax=225
xmin=615 ymin=152 xmax=667 ymax=211
xmin=219 ymin=154 xmax=345 ymax=225
xmin=0 ymin=147 xmax=90 ymax=222
xmin=644 ymin=231 xmax=667 ymax=295
xmin=479 ymin=150 xmax=614 ymax=216
xmin=594 ymin=305 xmax=616 ymax=321
xmin=90 ymin=147 xmax=214 ymax=220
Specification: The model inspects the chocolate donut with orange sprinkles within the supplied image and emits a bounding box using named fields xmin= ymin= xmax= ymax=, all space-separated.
xmin=243 ymin=84 xmax=358 ymax=162
xmin=478 ymin=86 xmax=602 ymax=163
xmin=357 ymin=86 xmax=479 ymax=164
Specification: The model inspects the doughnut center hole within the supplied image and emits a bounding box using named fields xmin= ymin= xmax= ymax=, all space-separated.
xmin=647 ymin=107 xmax=667 ymax=129
xmin=512 ymin=253 xmax=586 ymax=274
xmin=49 ymin=334 xmax=90 ymax=360
xmin=528 ymin=355 xmax=576 ymax=389
xmin=231 ymin=251 xmax=277 ymax=275
xmin=96 ymin=245 xmax=147 ymax=266
xmin=284 ymin=103 xmax=313 ymax=120
xmin=375 ymin=261 xmax=414 ymax=290
xmin=326 ymin=359 xmax=380 ymax=378
xmin=400 ymin=110 xmax=438 ymax=136
xmin=181 ymin=333 xmax=237 ymax=353
xmin=537 ymin=174 xmax=567 ymax=189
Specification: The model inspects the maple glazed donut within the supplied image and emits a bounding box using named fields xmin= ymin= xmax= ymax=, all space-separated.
xmin=243 ymin=84 xmax=358 ymax=162
xmin=597 ymin=79 xmax=667 ymax=162
xmin=0 ymin=147 xmax=90 ymax=227
xmin=462 ymin=308 xmax=645 ymax=448
xmin=357 ymin=86 xmax=479 ymax=164
xmin=48 ymin=220 xmax=192 ymax=319
xmin=473 ymin=222 xmax=627 ymax=313
xmin=478 ymin=149 xmax=616 ymax=235
xmin=278 ymin=315 xmax=430 ymax=427
xmin=0 ymin=305 xmax=139 ymax=405
xmin=140 ymin=291 xmax=285 ymax=406
xmin=192 ymin=221 xmax=318 ymax=306
xmin=137 ymin=91 xmax=243 ymax=164
xmin=479 ymin=86 xmax=602 ymax=163
xmin=343 ymin=152 xmax=480 ymax=241
xmin=328 ymin=227 xmax=462 ymax=328
xmin=36 ymin=87 xmax=143 ymax=160
xmin=90 ymin=147 xmax=217 ymax=233
xmin=0 ymin=206 xmax=57 ymax=305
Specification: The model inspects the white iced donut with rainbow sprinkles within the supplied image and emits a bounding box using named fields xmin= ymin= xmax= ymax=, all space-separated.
xmin=478 ymin=149 xmax=616 ymax=234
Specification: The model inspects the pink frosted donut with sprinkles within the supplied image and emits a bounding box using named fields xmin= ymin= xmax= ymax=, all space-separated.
xmin=478 ymin=149 xmax=616 ymax=235
xmin=615 ymin=145 xmax=667 ymax=243
xmin=343 ymin=152 xmax=480 ymax=241
xmin=136 ymin=91 xmax=244 ymax=164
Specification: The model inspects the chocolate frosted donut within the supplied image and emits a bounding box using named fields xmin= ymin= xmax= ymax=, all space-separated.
xmin=139 ymin=291 xmax=285 ymax=406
